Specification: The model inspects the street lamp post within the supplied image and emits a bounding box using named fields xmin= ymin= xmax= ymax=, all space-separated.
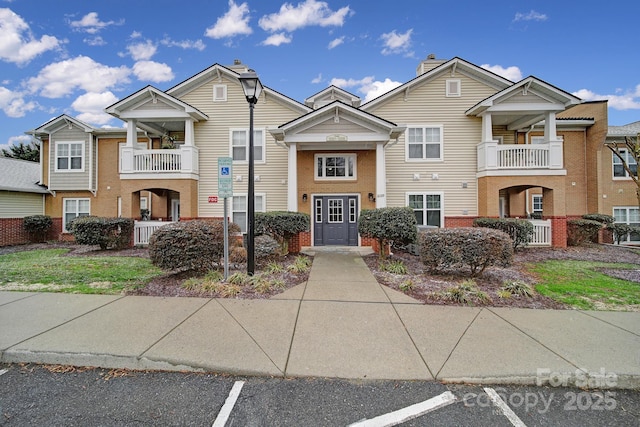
xmin=238 ymin=70 xmax=263 ymax=276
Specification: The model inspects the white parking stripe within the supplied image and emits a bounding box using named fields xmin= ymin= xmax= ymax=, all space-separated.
xmin=347 ymin=391 xmax=457 ymax=427
xmin=212 ymin=380 xmax=245 ymax=427
xmin=484 ymin=387 xmax=528 ymax=427
xmin=0 ymin=369 xmax=7 ymax=376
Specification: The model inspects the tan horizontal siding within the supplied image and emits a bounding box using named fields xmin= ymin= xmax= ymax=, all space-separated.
xmin=367 ymin=73 xmax=499 ymax=216
xmin=180 ymin=78 xmax=300 ymax=217
xmin=49 ymin=125 xmax=92 ymax=191
xmin=0 ymin=192 xmax=44 ymax=218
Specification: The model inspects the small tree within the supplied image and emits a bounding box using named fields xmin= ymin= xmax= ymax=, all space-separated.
xmin=2 ymin=140 xmax=40 ymax=162
xmin=358 ymin=207 xmax=417 ymax=259
xmin=606 ymin=135 xmax=640 ymax=209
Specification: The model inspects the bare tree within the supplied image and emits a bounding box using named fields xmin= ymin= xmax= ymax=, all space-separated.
xmin=606 ymin=135 xmax=640 ymax=209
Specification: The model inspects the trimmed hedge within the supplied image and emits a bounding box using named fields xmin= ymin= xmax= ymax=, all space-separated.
xmin=473 ymin=217 xmax=533 ymax=250
xmin=69 ymin=216 xmax=134 ymax=250
xmin=254 ymin=234 xmax=280 ymax=261
xmin=567 ymin=218 xmax=603 ymax=246
xmin=607 ymin=223 xmax=639 ymax=244
xmin=149 ymin=219 xmax=241 ymax=273
xmin=358 ymin=207 xmax=417 ymax=258
xmin=582 ymin=213 xmax=615 ymax=225
xmin=419 ymin=227 xmax=513 ymax=276
xmin=255 ymin=211 xmax=310 ymax=253
xmin=23 ymin=215 xmax=52 ymax=243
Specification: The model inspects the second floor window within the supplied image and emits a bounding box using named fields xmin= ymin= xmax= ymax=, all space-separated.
xmin=231 ymin=129 xmax=264 ymax=163
xmin=315 ymin=154 xmax=356 ymax=180
xmin=406 ymin=126 xmax=443 ymax=161
xmin=56 ymin=142 xmax=84 ymax=171
xmin=613 ymin=149 xmax=637 ymax=178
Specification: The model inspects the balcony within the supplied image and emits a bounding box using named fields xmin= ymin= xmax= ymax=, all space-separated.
xmin=120 ymin=146 xmax=199 ymax=179
xmin=477 ymin=140 xmax=565 ymax=176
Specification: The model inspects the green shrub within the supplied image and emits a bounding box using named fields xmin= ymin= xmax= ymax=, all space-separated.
xmin=501 ymin=280 xmax=533 ymax=297
xmin=23 ymin=215 xmax=52 ymax=242
xmin=567 ymin=218 xmax=603 ymax=246
xmin=254 ymin=234 xmax=280 ymax=261
xmin=419 ymin=227 xmax=513 ymax=276
xmin=473 ymin=217 xmax=533 ymax=250
xmin=148 ymin=219 xmax=240 ymax=272
xmin=379 ymin=259 xmax=408 ymax=275
xmin=255 ymin=211 xmax=310 ymax=253
xmin=608 ymin=223 xmax=634 ymax=244
xmin=358 ymin=207 xmax=417 ymax=259
xmin=69 ymin=216 xmax=134 ymax=250
xmin=582 ymin=213 xmax=615 ymax=225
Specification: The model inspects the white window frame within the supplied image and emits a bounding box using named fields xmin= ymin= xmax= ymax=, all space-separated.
xmin=613 ymin=206 xmax=640 ymax=243
xmin=55 ymin=141 xmax=85 ymax=172
xmin=532 ymin=195 xmax=543 ymax=213
xmin=213 ymin=84 xmax=227 ymax=102
xmin=230 ymin=128 xmax=265 ymax=164
xmin=613 ymin=149 xmax=637 ymax=179
xmin=407 ymin=192 xmax=444 ymax=228
xmin=405 ymin=125 xmax=443 ymax=162
xmin=446 ymin=79 xmax=461 ymax=97
xmin=531 ymin=136 xmax=546 ymax=145
xmin=63 ymin=198 xmax=90 ymax=232
xmin=315 ymin=153 xmax=357 ymax=180
xmin=231 ymin=193 xmax=266 ymax=233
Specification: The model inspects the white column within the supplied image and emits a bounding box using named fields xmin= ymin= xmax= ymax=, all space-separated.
xmin=376 ymin=141 xmax=387 ymax=208
xmin=481 ymin=113 xmax=493 ymax=142
xmin=544 ymin=112 xmax=557 ymax=141
xmin=126 ymin=119 xmax=137 ymax=147
xmin=185 ymin=119 xmax=194 ymax=146
xmin=287 ymin=142 xmax=298 ymax=212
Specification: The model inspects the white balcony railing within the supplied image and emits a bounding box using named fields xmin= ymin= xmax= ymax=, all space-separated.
xmin=529 ymin=219 xmax=552 ymax=246
xmin=134 ymin=220 xmax=169 ymax=245
xmin=120 ymin=146 xmax=199 ymax=176
xmin=478 ymin=141 xmax=563 ymax=172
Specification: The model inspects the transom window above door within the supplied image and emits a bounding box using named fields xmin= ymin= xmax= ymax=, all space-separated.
xmin=315 ymin=154 xmax=356 ymax=180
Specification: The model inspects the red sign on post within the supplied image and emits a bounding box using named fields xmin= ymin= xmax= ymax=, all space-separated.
xmin=208 ymin=195 xmax=218 ymax=203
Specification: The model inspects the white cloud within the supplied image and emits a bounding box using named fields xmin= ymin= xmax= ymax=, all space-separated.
xmin=328 ymin=36 xmax=344 ymax=49
xmin=0 ymin=86 xmax=36 ymax=117
xmin=132 ymin=60 xmax=174 ymax=82
xmin=84 ymin=36 xmax=106 ymax=46
xmin=480 ymin=64 xmax=522 ymax=81
xmin=0 ymin=8 xmax=63 ymax=65
xmin=329 ymin=75 xmax=402 ymax=102
xmin=69 ymin=12 xmax=124 ymax=34
xmin=573 ymin=85 xmax=640 ymax=110
xmin=160 ymin=37 xmax=206 ymax=51
xmin=26 ymin=56 xmax=131 ymax=98
xmin=311 ymin=73 xmax=323 ymax=84
xmin=71 ymin=91 xmax=119 ymax=125
xmin=205 ymin=0 xmax=252 ymax=39
xmin=514 ymin=10 xmax=548 ymax=22
xmin=380 ymin=29 xmax=413 ymax=56
xmin=261 ymin=32 xmax=292 ymax=46
xmin=259 ymin=0 xmax=351 ymax=32
xmin=127 ymin=40 xmax=157 ymax=61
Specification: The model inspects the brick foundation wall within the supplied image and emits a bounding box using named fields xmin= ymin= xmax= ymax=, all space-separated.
xmin=550 ymin=216 xmax=568 ymax=248
xmin=0 ymin=217 xmax=63 ymax=247
xmin=445 ymin=216 xmax=476 ymax=228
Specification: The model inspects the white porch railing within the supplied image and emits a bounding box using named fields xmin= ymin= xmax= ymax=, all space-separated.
xmin=120 ymin=146 xmax=199 ymax=175
xmin=477 ymin=141 xmax=563 ymax=172
xmin=134 ymin=221 xmax=168 ymax=246
xmin=529 ymin=219 xmax=552 ymax=246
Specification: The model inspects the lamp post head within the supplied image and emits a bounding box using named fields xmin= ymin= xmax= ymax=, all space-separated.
xmin=239 ymin=70 xmax=263 ymax=105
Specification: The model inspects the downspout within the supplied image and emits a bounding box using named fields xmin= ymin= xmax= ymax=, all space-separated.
xmin=90 ymin=135 xmax=97 ymax=196
xmin=524 ymin=125 xmax=535 ymax=217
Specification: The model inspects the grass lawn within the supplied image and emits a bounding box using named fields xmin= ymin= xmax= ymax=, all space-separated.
xmin=528 ymin=260 xmax=640 ymax=310
xmin=0 ymin=249 xmax=162 ymax=294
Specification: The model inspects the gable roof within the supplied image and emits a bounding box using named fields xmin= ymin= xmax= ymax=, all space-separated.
xmin=361 ymin=57 xmax=513 ymax=111
xmin=270 ymin=100 xmax=405 ymax=149
xmin=305 ymin=85 xmax=361 ymax=108
xmin=28 ymin=114 xmax=95 ymax=136
xmin=166 ymin=62 xmax=310 ymax=115
xmin=466 ymin=76 xmax=582 ymax=130
xmin=608 ymin=120 xmax=640 ymax=137
xmin=0 ymin=157 xmax=47 ymax=193
xmin=105 ymin=85 xmax=208 ymax=121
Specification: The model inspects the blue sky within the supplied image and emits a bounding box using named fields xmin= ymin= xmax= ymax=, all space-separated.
xmin=1 ymin=0 xmax=639 ymax=152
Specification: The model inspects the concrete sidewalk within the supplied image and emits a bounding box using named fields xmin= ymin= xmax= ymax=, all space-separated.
xmin=1 ymin=248 xmax=639 ymax=389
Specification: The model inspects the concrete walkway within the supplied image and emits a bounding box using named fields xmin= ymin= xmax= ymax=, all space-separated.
xmin=1 ymin=247 xmax=639 ymax=389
